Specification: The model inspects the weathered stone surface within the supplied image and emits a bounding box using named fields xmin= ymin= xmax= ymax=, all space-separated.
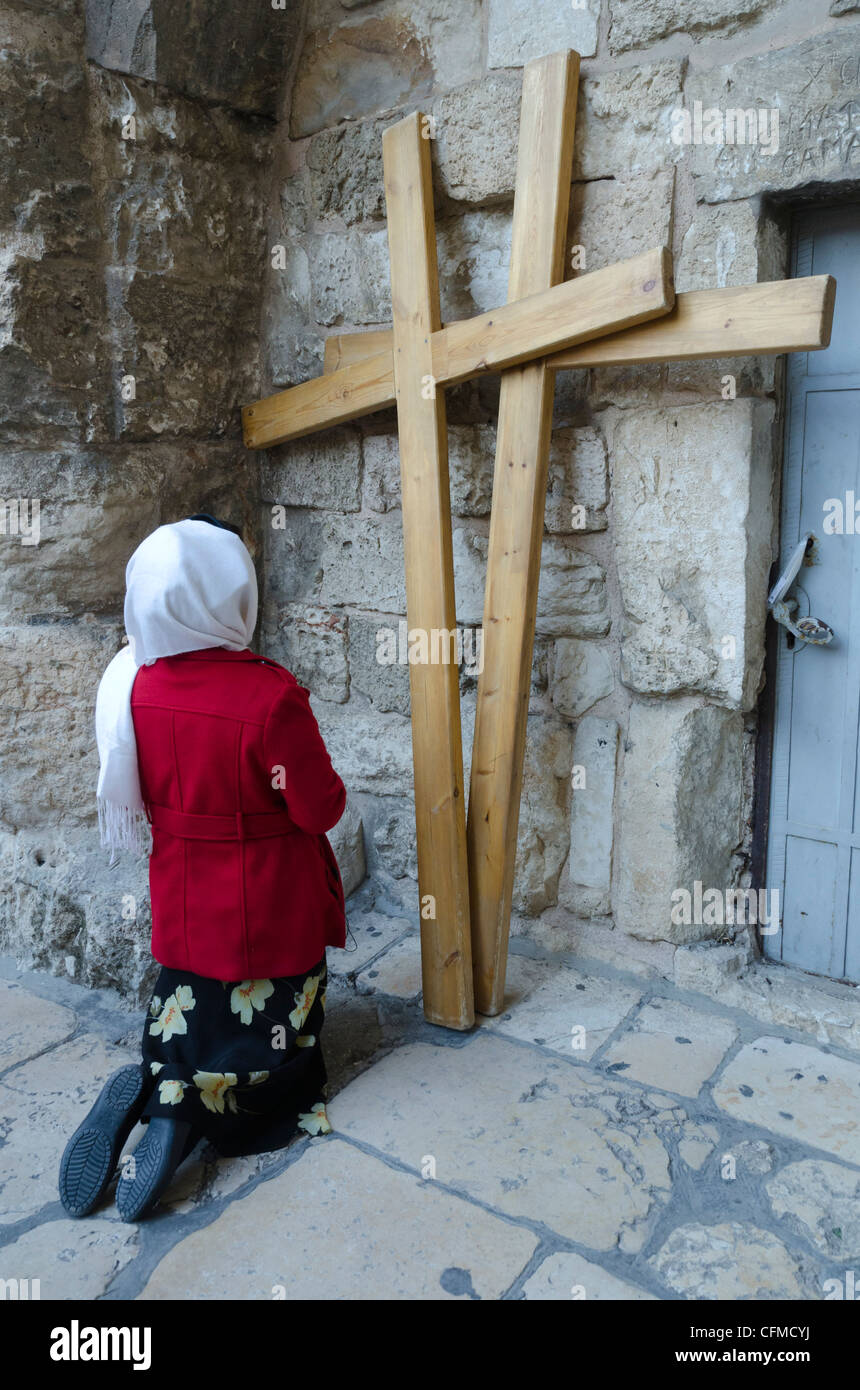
xmin=314 ymin=704 xmax=414 ymax=797
xmin=767 ymin=1159 xmax=860 ymax=1260
xmin=356 ymin=933 xmax=422 ymax=1001
xmin=0 ymin=979 xmax=75 ymax=1071
xmin=650 ymin=1222 xmax=812 ymax=1300
xmin=328 ymin=798 xmax=366 ymax=899
xmin=263 ymin=604 xmax=349 ymax=705
xmin=604 ymin=998 xmax=738 ymax=1097
xmin=575 ymin=61 xmax=685 ymax=180
xmin=560 ymin=717 xmax=618 ymax=917
xmin=548 ymin=639 xmax=614 ymax=719
xmin=85 ymin=0 xmax=300 ymax=115
xmin=0 ymin=623 xmax=122 ymax=830
xmin=438 ymin=210 xmax=512 ymax=321
xmin=487 ymin=0 xmax=599 ymax=68
xmin=261 ymin=429 xmax=362 ymax=513
xmin=307 ymin=116 xmax=388 ymax=225
xmin=432 ymin=73 xmax=522 ymax=204
xmin=608 ymin=0 xmax=769 ymax=54
xmin=368 ymin=799 xmax=418 ymax=879
xmin=512 ymin=717 xmax=573 ymax=913
xmin=615 ymin=700 xmax=745 ymax=944
xmin=713 ymin=1036 xmax=860 ymax=1160
xmin=0 ymin=825 xmax=154 ymax=999
xmin=569 ymin=172 xmax=674 ymax=274
xmin=309 ymin=226 xmax=391 ymax=326
xmin=612 ymin=401 xmax=776 ymax=707
xmin=686 ymin=30 xmax=860 ymax=202
xmin=451 ymin=529 xmax=610 ymax=637
xmin=329 ymin=1034 xmax=673 ymax=1252
xmin=482 ymin=953 xmax=642 ymax=1060
xmin=0 ymin=1218 xmax=139 ymax=1299
xmin=347 ymin=614 xmax=409 ymax=716
xmin=0 ymin=1032 xmax=138 ymax=1224
xmin=140 ymin=1137 xmax=537 ymax=1299
xmin=676 ymin=200 xmax=785 ymax=294
xmin=290 ymin=1 xmax=483 ymax=139
xmin=674 ymin=942 xmax=752 ymax=995
xmin=544 ymin=425 xmax=609 ymax=534
xmin=330 ymin=908 xmax=414 ymax=977
xmin=266 ymin=511 xmax=406 ymax=614
xmin=522 ymin=1251 xmax=656 ymax=1300
xmin=363 ymin=426 xmax=495 ymax=517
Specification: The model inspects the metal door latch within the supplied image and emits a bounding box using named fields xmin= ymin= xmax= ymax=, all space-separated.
xmin=768 ymin=533 xmax=834 ymax=647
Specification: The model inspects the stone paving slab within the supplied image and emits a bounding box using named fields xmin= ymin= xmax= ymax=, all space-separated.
xmin=766 ymin=1160 xmax=860 ymax=1262
xmin=330 ymin=911 xmax=414 ymax=978
xmin=604 ymin=997 xmax=738 ymax=1097
xmin=139 ymin=1137 xmax=538 ymax=1300
xmin=713 ymin=1036 xmax=860 ymax=1161
xmin=0 ymin=979 xmax=76 ymax=1072
xmin=328 ymin=1033 xmax=674 ymax=1253
xmin=0 ymin=1032 xmax=138 ymax=1225
xmin=0 ymin=1218 xmax=139 ymax=1300
xmin=355 ymin=933 xmax=421 ymax=1001
xmin=520 ymin=1250 xmax=657 ymax=1300
xmin=480 ymin=953 xmax=642 ymax=1060
xmin=649 ymin=1221 xmax=816 ymax=1301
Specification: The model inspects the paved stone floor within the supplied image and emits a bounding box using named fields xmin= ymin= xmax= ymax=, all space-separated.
xmin=1 ymin=893 xmax=859 ymax=1300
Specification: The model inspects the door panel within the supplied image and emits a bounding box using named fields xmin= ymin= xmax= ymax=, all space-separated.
xmin=765 ymin=206 xmax=860 ymax=983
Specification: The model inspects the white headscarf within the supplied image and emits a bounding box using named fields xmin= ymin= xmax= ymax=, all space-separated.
xmin=95 ymin=519 xmax=258 ymax=860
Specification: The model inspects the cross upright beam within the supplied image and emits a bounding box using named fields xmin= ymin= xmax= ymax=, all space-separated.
xmin=382 ymin=110 xmax=474 ymax=1030
xmin=468 ymin=49 xmax=579 ymax=1015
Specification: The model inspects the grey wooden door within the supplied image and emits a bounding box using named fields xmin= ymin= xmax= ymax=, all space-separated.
xmin=765 ymin=205 xmax=860 ymax=983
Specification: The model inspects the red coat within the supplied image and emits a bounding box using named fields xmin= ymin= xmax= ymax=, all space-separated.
xmin=130 ymin=648 xmax=347 ymax=980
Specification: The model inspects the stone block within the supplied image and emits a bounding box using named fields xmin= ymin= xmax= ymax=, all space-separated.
xmin=612 ymin=400 xmax=776 ymax=707
xmin=545 ymin=425 xmax=609 ymax=534
xmin=548 ymin=639 xmax=615 ymax=720
xmin=569 ymin=171 xmax=674 ymax=274
xmin=452 ymin=529 xmax=610 ymax=637
xmin=327 ymin=796 xmax=366 ymax=899
xmin=363 ymin=425 xmax=494 ymax=517
xmin=432 ymin=73 xmax=522 ymax=204
xmin=290 ymin=1 xmax=483 ymax=139
xmin=263 ymin=604 xmax=349 ymax=705
xmin=347 ymin=612 xmax=411 ymax=716
xmin=575 ymin=60 xmax=685 ymax=180
xmin=608 ymin=0 xmax=770 ymax=54
xmin=85 ymin=0 xmax=300 ymax=116
xmin=0 ymin=979 xmax=75 ymax=1070
xmin=487 ymin=0 xmax=599 ymax=68
xmin=561 ymin=716 xmax=618 ymax=917
xmin=615 ymin=700 xmax=745 ymax=944
xmin=265 ymin=511 xmax=406 ymax=614
xmin=685 ymin=30 xmax=860 ymax=202
xmin=512 ymin=715 xmax=573 ymax=914
xmin=261 ymin=429 xmax=362 ymax=513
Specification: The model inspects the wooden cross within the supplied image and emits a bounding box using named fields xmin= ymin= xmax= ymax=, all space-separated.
xmin=243 ymin=50 xmax=835 ymax=1030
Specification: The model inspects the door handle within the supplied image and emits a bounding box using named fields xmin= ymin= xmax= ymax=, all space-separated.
xmin=768 ymin=533 xmax=835 ymax=646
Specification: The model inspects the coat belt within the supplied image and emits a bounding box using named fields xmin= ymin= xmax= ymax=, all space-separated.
xmin=148 ymin=804 xmax=301 ymax=841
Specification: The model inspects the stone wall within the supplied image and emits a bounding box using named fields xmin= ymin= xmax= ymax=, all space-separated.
xmin=0 ymin=0 xmax=300 ymax=998
xmin=3 ymin=0 xmax=860 ymax=1000
xmin=260 ymin=0 xmax=860 ymax=972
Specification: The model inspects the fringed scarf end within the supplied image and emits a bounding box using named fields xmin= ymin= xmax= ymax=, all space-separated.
xmin=97 ymin=798 xmax=152 ymax=863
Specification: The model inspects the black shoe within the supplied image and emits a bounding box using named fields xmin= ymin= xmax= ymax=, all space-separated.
xmin=115 ymin=1118 xmax=197 ymax=1222
xmin=59 ymin=1064 xmax=149 ymax=1218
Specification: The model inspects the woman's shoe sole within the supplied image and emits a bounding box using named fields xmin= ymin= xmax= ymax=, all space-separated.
xmin=59 ymin=1065 xmax=147 ymax=1218
xmin=115 ymin=1119 xmax=195 ymax=1222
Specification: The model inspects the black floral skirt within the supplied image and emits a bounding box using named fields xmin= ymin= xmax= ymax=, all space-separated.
xmin=139 ymin=953 xmax=330 ymax=1158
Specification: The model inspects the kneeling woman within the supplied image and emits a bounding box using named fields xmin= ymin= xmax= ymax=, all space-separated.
xmin=59 ymin=515 xmax=347 ymax=1220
